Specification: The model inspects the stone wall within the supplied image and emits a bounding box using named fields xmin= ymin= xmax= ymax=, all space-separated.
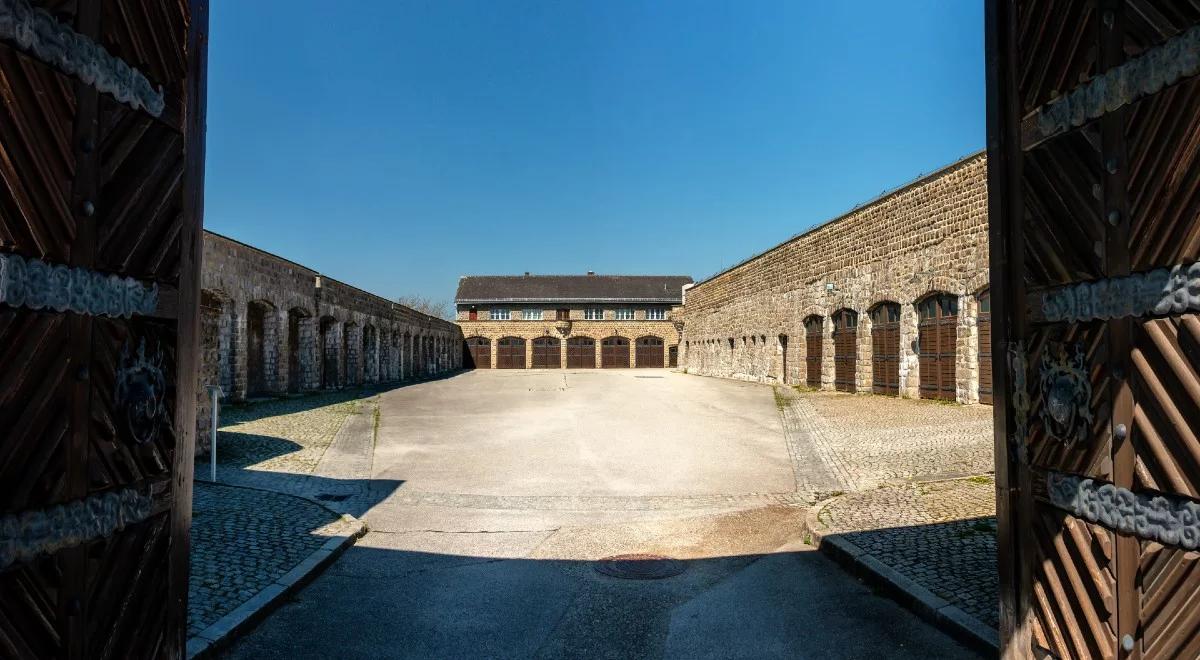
xmin=196 ymin=232 xmax=462 ymax=453
xmin=680 ymin=152 xmax=990 ymax=404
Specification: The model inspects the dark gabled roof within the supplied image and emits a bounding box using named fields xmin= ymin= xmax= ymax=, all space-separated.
xmin=455 ymin=275 xmax=693 ymax=304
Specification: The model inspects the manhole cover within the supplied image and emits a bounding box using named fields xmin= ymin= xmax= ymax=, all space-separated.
xmin=595 ymin=554 xmax=686 ymax=580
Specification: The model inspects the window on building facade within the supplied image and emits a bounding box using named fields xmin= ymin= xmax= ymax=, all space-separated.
xmin=523 ymin=308 xmax=543 ymax=321
xmin=491 ymin=308 xmax=510 ymax=320
xmin=645 ymin=308 xmax=665 ymax=320
xmin=556 ymin=309 xmax=570 ymax=320
xmin=615 ymin=308 xmax=634 ymax=320
xmin=584 ymin=308 xmax=603 ymax=320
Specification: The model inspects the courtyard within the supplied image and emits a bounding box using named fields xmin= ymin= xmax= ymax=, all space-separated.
xmin=189 ymin=370 xmax=997 ymax=658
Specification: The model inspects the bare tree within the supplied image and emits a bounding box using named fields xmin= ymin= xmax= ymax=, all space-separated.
xmin=396 ymin=295 xmax=453 ymax=320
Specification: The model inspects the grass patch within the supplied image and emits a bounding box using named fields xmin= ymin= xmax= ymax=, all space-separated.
xmin=966 ymin=475 xmax=993 ymax=485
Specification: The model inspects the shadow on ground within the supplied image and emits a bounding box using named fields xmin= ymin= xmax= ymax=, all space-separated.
xmin=221 ymin=544 xmax=985 ymax=660
xmin=216 ymin=371 xmax=471 ymax=426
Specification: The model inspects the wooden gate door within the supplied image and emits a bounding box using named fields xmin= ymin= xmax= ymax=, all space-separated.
xmin=0 ymin=1 xmax=208 ymax=657
xmin=600 ymin=336 xmax=629 ymax=368
xmin=495 ymin=337 xmax=525 ymax=369
xmin=668 ymin=345 xmax=678 ymax=368
xmin=566 ymin=337 xmax=595 ymax=368
xmin=977 ymin=291 xmax=992 ymax=405
xmin=832 ymin=309 xmax=857 ymax=392
xmin=804 ymin=316 xmax=823 ymax=388
xmin=871 ymin=303 xmax=900 ymax=396
xmin=464 ymin=337 xmax=490 ymax=369
xmin=988 ymin=3 xmax=1200 ymax=657
xmin=635 ymin=336 xmax=663 ymax=367
xmin=918 ymin=294 xmax=957 ymax=401
xmin=531 ymin=336 xmax=560 ymax=368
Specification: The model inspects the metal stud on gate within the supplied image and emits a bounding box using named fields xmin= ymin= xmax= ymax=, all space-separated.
xmin=1122 ymin=634 xmax=1134 ymax=653
xmin=1114 ymin=423 xmax=1128 ymax=441
xmin=81 ymin=200 xmax=95 ymax=217
xmin=1107 ymin=210 xmax=1121 ymax=226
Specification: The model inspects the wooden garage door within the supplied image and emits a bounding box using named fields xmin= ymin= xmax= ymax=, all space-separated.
xmin=918 ymin=294 xmax=957 ymax=401
xmin=804 ymin=316 xmax=823 ymax=388
xmin=531 ymin=337 xmax=561 ymax=369
xmin=601 ymin=336 xmax=629 ymax=368
xmin=496 ymin=337 xmax=525 ymax=369
xmin=0 ymin=2 xmax=208 ymax=657
xmin=566 ymin=337 xmax=595 ymax=368
xmin=871 ymin=303 xmax=900 ymax=396
xmin=464 ymin=337 xmax=490 ymax=369
xmin=668 ymin=345 xmax=678 ymax=368
xmin=635 ymin=336 xmax=663 ymax=368
xmin=976 ymin=292 xmax=991 ymax=405
xmin=832 ymin=309 xmax=857 ymax=392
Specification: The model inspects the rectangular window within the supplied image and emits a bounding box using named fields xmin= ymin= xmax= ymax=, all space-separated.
xmin=523 ymin=308 xmax=543 ymax=321
xmin=490 ymin=308 xmax=510 ymax=320
xmin=556 ymin=309 xmax=570 ymax=320
xmin=584 ymin=308 xmax=603 ymax=320
xmin=615 ymin=308 xmax=634 ymax=321
xmin=645 ymin=308 xmax=665 ymax=320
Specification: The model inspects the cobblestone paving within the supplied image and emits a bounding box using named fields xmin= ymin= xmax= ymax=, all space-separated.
xmin=785 ymin=390 xmax=994 ymax=492
xmin=818 ymin=476 xmax=999 ymax=629
xmin=188 ymin=481 xmax=346 ymax=637
xmin=214 ymin=392 xmax=363 ymax=473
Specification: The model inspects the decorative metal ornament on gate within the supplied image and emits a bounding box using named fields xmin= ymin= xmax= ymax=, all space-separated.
xmin=0 ymin=488 xmax=155 ymax=570
xmin=0 ymin=0 xmax=165 ymax=116
xmin=116 ymin=337 xmax=169 ymax=446
xmin=1047 ymin=472 xmax=1200 ymax=550
xmin=1037 ymin=342 xmax=1092 ymax=448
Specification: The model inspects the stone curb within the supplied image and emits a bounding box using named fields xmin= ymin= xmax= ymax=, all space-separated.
xmin=803 ymin=495 xmax=1000 ymax=657
xmin=185 ymin=486 xmax=368 ymax=659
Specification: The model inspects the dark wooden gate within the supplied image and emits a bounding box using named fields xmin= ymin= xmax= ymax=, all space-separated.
xmin=871 ymin=303 xmax=900 ymax=396
xmin=464 ymin=336 xmax=490 ymax=369
xmin=832 ymin=309 xmax=857 ymax=392
xmin=668 ymin=345 xmax=678 ymax=368
xmin=531 ymin=336 xmax=561 ymax=368
xmin=601 ymin=336 xmax=629 ymax=368
xmin=988 ymin=2 xmax=1200 ymax=657
xmin=566 ymin=336 xmax=595 ymax=368
xmin=495 ymin=337 xmax=525 ymax=369
xmin=977 ymin=291 xmax=992 ymax=405
xmin=918 ymin=293 xmax=957 ymax=401
xmin=804 ymin=315 xmax=823 ymax=388
xmin=0 ymin=1 xmax=208 ymax=657
xmin=635 ymin=336 xmax=663 ymax=368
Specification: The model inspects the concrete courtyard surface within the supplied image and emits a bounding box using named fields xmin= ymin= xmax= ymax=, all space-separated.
xmin=222 ymin=371 xmax=981 ymax=658
xmin=373 ymin=370 xmax=795 ymax=498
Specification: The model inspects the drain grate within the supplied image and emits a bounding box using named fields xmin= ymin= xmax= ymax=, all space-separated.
xmin=595 ymin=553 xmax=686 ymax=580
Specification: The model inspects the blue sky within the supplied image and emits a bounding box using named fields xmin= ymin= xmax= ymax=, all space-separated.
xmin=205 ymin=1 xmax=984 ymax=306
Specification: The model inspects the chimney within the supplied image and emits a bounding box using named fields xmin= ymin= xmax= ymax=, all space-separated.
xmin=587 ymin=271 xmax=595 ymax=276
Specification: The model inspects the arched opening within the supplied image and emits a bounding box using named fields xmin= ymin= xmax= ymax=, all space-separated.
xmin=635 ymin=335 xmax=664 ymax=368
xmin=918 ymin=293 xmax=958 ymax=401
xmin=567 ymin=336 xmax=595 ymax=368
xmin=532 ymin=336 xmax=561 ymax=368
xmin=601 ymin=336 xmax=630 ymax=368
xmin=287 ymin=307 xmax=311 ymax=393
xmin=320 ymin=316 xmax=339 ymax=389
xmin=496 ymin=337 xmax=526 ymax=369
xmin=977 ymin=290 xmax=992 ymax=405
xmin=869 ymin=302 xmax=901 ymax=396
xmin=832 ymin=309 xmax=858 ymax=392
xmin=464 ymin=336 xmax=490 ymax=369
xmin=804 ymin=315 xmax=823 ymax=388
xmin=246 ymin=300 xmax=276 ymax=397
